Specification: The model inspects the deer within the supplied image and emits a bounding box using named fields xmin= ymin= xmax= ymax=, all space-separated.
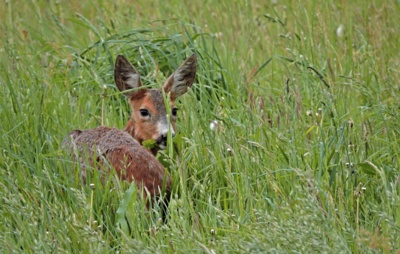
xmin=63 ymin=53 xmax=197 ymax=218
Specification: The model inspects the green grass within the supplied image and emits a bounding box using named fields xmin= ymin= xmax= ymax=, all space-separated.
xmin=1 ymin=0 xmax=399 ymax=253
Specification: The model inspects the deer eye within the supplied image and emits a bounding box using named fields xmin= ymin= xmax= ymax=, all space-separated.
xmin=139 ymin=109 xmax=150 ymax=117
xmin=171 ymin=108 xmax=179 ymax=117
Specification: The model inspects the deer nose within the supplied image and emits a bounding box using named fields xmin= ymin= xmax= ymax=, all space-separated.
xmin=160 ymin=131 xmax=175 ymax=142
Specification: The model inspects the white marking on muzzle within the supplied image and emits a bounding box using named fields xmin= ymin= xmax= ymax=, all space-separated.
xmin=157 ymin=121 xmax=175 ymax=149
xmin=157 ymin=122 xmax=170 ymax=136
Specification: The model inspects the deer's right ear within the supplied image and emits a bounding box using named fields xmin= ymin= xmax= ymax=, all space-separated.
xmin=114 ymin=55 xmax=142 ymax=97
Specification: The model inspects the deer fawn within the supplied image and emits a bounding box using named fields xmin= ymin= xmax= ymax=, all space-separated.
xmin=63 ymin=53 xmax=197 ymax=217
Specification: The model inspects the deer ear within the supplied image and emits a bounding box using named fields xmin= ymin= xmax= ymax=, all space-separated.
xmin=163 ymin=54 xmax=197 ymax=100
xmin=114 ymin=55 xmax=143 ymax=97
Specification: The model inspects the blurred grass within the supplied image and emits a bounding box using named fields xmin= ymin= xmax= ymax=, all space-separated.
xmin=1 ymin=0 xmax=399 ymax=253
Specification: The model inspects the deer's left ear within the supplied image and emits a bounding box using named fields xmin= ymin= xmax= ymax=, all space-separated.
xmin=163 ymin=54 xmax=197 ymax=100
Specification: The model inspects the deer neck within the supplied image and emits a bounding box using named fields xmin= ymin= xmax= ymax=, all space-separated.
xmin=124 ymin=119 xmax=136 ymax=139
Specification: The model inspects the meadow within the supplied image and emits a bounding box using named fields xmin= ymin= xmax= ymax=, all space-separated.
xmin=0 ymin=0 xmax=399 ymax=253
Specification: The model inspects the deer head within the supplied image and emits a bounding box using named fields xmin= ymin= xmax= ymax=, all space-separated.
xmin=114 ymin=54 xmax=197 ymax=155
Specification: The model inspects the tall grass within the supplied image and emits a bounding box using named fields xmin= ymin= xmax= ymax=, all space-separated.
xmin=1 ymin=0 xmax=399 ymax=252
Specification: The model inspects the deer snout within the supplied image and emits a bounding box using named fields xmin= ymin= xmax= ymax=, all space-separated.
xmin=156 ymin=130 xmax=175 ymax=149
xmin=155 ymin=121 xmax=176 ymax=149
xmin=161 ymin=131 xmax=176 ymax=140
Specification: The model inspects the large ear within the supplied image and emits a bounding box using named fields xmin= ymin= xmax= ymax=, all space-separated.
xmin=163 ymin=54 xmax=197 ymax=100
xmin=114 ymin=55 xmax=143 ymax=97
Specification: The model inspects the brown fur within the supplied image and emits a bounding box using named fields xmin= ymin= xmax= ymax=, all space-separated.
xmin=63 ymin=127 xmax=170 ymax=199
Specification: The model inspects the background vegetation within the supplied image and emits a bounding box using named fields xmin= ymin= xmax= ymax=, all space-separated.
xmin=1 ymin=0 xmax=399 ymax=253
